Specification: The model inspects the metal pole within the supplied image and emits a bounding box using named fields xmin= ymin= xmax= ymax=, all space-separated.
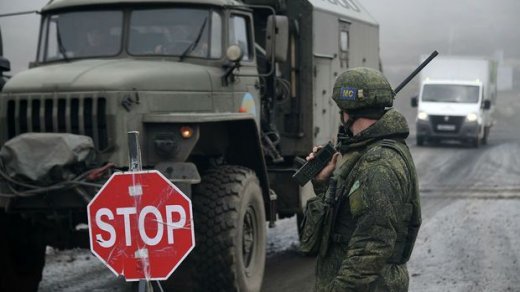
xmin=128 ymin=131 xmax=156 ymax=292
xmin=128 ymin=131 xmax=142 ymax=172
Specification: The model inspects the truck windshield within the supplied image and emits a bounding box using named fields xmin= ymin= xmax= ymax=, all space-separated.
xmin=422 ymin=84 xmax=480 ymax=103
xmin=38 ymin=8 xmax=221 ymax=62
xmin=128 ymin=8 xmax=216 ymax=58
xmin=39 ymin=11 xmax=123 ymax=61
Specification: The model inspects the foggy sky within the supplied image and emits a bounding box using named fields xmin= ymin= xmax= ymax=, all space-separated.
xmin=1 ymin=0 xmax=520 ymax=76
xmin=362 ymin=0 xmax=520 ymax=66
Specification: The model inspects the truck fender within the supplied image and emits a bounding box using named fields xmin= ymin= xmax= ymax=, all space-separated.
xmin=219 ymin=119 xmax=272 ymax=219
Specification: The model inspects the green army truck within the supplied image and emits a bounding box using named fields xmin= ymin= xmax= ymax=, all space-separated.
xmin=0 ymin=0 xmax=380 ymax=290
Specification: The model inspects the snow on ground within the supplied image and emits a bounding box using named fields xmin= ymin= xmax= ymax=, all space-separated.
xmin=39 ymin=248 xmax=130 ymax=292
xmin=266 ymin=216 xmax=300 ymax=257
xmin=409 ymin=197 xmax=520 ymax=292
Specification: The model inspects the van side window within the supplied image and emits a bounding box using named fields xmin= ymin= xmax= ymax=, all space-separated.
xmin=229 ymin=15 xmax=252 ymax=61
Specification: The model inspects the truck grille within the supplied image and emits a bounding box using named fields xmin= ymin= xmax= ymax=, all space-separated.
xmin=429 ymin=115 xmax=465 ymax=133
xmin=6 ymin=95 xmax=109 ymax=150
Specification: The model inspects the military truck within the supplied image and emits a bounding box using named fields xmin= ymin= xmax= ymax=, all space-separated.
xmin=0 ymin=0 xmax=380 ymax=290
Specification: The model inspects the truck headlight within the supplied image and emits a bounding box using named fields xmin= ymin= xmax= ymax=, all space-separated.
xmin=466 ymin=113 xmax=478 ymax=122
xmin=417 ymin=112 xmax=428 ymax=120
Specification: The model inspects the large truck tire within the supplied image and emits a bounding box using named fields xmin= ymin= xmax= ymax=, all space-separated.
xmin=191 ymin=165 xmax=266 ymax=292
xmin=0 ymin=212 xmax=46 ymax=292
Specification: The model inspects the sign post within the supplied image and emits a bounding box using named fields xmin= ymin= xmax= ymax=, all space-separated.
xmin=87 ymin=131 xmax=195 ymax=290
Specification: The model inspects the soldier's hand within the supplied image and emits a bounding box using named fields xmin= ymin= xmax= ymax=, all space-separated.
xmin=306 ymin=146 xmax=340 ymax=182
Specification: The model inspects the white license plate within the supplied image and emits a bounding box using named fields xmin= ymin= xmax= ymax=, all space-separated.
xmin=437 ymin=124 xmax=456 ymax=131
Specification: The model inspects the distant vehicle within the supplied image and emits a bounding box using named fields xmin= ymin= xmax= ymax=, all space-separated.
xmin=412 ymin=56 xmax=498 ymax=147
xmin=0 ymin=27 xmax=10 ymax=90
xmin=0 ymin=0 xmax=381 ymax=290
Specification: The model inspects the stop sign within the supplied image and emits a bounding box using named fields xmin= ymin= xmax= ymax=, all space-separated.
xmin=87 ymin=170 xmax=195 ymax=281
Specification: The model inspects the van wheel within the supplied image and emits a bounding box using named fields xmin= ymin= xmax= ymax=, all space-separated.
xmin=416 ymin=136 xmax=424 ymax=146
xmin=472 ymin=137 xmax=480 ymax=148
xmin=481 ymin=126 xmax=490 ymax=145
xmin=191 ymin=165 xmax=266 ymax=292
xmin=0 ymin=212 xmax=46 ymax=292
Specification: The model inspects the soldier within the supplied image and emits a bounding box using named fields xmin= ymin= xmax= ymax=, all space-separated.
xmin=306 ymin=67 xmax=421 ymax=291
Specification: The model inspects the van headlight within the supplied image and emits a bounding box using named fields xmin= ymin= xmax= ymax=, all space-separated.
xmin=466 ymin=113 xmax=478 ymax=122
xmin=417 ymin=112 xmax=428 ymax=120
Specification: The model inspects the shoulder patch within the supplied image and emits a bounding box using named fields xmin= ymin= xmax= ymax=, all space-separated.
xmin=348 ymin=180 xmax=360 ymax=196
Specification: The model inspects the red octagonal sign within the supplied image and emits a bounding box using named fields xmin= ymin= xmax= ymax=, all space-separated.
xmin=87 ymin=170 xmax=195 ymax=281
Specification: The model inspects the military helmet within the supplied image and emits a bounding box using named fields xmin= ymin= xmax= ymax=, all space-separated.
xmin=332 ymin=67 xmax=395 ymax=113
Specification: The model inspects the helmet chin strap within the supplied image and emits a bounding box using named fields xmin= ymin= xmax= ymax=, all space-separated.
xmin=340 ymin=111 xmax=357 ymax=137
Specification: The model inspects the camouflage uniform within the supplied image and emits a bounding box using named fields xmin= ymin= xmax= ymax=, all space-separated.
xmin=311 ymin=68 xmax=421 ymax=292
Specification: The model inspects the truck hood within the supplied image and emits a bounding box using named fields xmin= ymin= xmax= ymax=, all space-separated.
xmin=419 ymin=102 xmax=480 ymax=116
xmin=3 ymin=59 xmax=213 ymax=93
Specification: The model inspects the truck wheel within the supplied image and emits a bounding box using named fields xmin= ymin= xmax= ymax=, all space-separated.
xmin=0 ymin=212 xmax=46 ymax=292
xmin=191 ymin=165 xmax=266 ymax=292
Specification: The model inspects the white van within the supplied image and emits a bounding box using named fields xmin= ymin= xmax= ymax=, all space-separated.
xmin=412 ymin=56 xmax=497 ymax=147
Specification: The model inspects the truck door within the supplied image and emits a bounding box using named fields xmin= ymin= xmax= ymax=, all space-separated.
xmin=313 ymin=56 xmax=336 ymax=146
xmin=229 ymin=13 xmax=261 ymax=126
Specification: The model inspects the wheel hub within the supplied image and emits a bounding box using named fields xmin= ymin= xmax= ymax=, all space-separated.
xmin=242 ymin=205 xmax=256 ymax=272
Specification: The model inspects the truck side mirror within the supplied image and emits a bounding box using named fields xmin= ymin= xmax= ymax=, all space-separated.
xmin=0 ymin=26 xmax=4 ymax=57
xmin=266 ymin=15 xmax=289 ymax=63
xmin=483 ymin=100 xmax=491 ymax=110
xmin=222 ymin=45 xmax=243 ymax=86
xmin=0 ymin=56 xmax=11 ymax=73
xmin=0 ymin=27 xmax=8 ymax=73
xmin=411 ymin=96 xmax=418 ymax=108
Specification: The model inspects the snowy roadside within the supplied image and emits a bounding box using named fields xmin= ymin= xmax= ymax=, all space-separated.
xmin=408 ymin=197 xmax=520 ymax=292
xmin=39 ymin=216 xmax=301 ymax=292
xmin=266 ymin=216 xmax=300 ymax=257
xmin=39 ymin=248 xmax=130 ymax=292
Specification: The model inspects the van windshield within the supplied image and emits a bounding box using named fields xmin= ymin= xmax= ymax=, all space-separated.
xmin=421 ymin=84 xmax=480 ymax=103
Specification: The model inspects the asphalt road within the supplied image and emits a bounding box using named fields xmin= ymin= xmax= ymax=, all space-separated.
xmin=38 ymin=89 xmax=520 ymax=291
